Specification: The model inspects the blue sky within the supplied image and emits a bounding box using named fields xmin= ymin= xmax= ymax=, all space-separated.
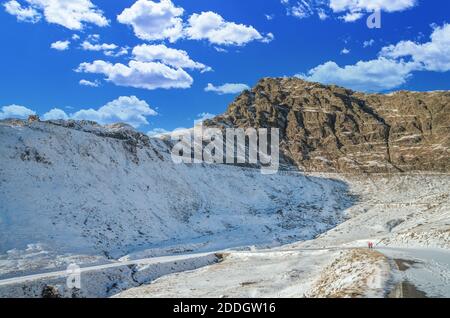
xmin=0 ymin=0 xmax=449 ymax=134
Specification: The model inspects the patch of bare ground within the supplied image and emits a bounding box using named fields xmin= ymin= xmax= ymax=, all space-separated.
xmin=307 ymin=249 xmax=390 ymax=298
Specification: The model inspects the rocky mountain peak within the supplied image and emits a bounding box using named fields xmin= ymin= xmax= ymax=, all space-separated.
xmin=205 ymin=78 xmax=450 ymax=173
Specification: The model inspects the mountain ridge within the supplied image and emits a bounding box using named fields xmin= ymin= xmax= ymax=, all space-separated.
xmin=205 ymin=78 xmax=450 ymax=173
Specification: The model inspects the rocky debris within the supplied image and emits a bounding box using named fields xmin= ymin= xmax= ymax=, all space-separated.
xmin=205 ymin=78 xmax=450 ymax=173
xmin=41 ymin=285 xmax=60 ymax=298
xmin=306 ymin=249 xmax=390 ymax=298
xmin=20 ymin=146 xmax=51 ymax=165
xmin=1 ymin=119 xmax=153 ymax=165
xmin=28 ymin=115 xmax=40 ymax=123
xmin=45 ymin=120 xmax=151 ymax=148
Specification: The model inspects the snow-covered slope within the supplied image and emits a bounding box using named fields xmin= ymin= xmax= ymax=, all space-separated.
xmin=0 ymin=119 xmax=351 ymax=278
xmin=1 ymin=119 xmax=448 ymax=298
xmin=116 ymin=174 xmax=450 ymax=299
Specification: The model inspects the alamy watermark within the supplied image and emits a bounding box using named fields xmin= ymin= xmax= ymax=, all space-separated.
xmin=66 ymin=263 xmax=81 ymax=290
xmin=170 ymin=123 xmax=280 ymax=175
xmin=367 ymin=9 xmax=381 ymax=29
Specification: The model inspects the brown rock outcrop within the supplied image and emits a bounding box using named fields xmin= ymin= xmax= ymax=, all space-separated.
xmin=205 ymin=78 xmax=450 ymax=173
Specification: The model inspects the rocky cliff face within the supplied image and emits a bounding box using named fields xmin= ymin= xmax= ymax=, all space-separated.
xmin=205 ymin=78 xmax=450 ymax=173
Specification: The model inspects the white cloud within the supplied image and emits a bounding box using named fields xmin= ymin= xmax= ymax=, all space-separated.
xmin=79 ymin=79 xmax=100 ymax=87
xmin=340 ymin=11 xmax=364 ymax=22
xmin=3 ymin=0 xmax=41 ymax=23
xmin=81 ymin=35 xmax=128 ymax=57
xmin=50 ymin=40 xmax=70 ymax=51
xmin=261 ymin=33 xmax=275 ymax=44
xmin=77 ymin=40 xmax=213 ymax=90
xmin=39 ymin=97 xmax=157 ymax=127
xmin=147 ymin=128 xmax=169 ymax=137
xmin=341 ymin=48 xmax=350 ymax=54
xmin=72 ymin=34 xmax=80 ymax=41
xmin=0 ymin=104 xmax=36 ymax=119
xmin=281 ymin=0 xmax=328 ymax=20
xmin=76 ymin=60 xmax=193 ymax=90
xmin=298 ymin=23 xmax=450 ymax=92
xmin=214 ymin=47 xmax=228 ymax=53
xmin=117 ymin=0 xmax=184 ymax=42
xmin=331 ymin=0 xmax=417 ymax=22
xmin=81 ymin=41 xmax=118 ymax=52
xmin=288 ymin=1 xmax=314 ymax=19
xmin=363 ymin=39 xmax=375 ymax=48
xmin=265 ymin=14 xmax=274 ymax=21
xmin=1 ymin=99 xmax=157 ymax=128
xmin=317 ymin=8 xmax=329 ymax=20
xmin=205 ymin=83 xmax=250 ymax=95
xmin=195 ymin=112 xmax=216 ymax=124
xmin=185 ymin=11 xmax=272 ymax=46
xmin=42 ymin=108 xmax=69 ymax=120
xmin=329 ymin=0 xmax=416 ymax=13
xmin=70 ymin=96 xmax=157 ymax=128
xmin=281 ymin=0 xmax=417 ymax=22
xmin=132 ymin=44 xmax=210 ymax=71
xmin=4 ymin=0 xmax=109 ymax=30
xmin=380 ymin=23 xmax=450 ymax=72
xmin=298 ymin=58 xmax=416 ymax=92
xmin=87 ymin=33 xmax=100 ymax=41
xmin=117 ymin=1 xmax=271 ymax=47
xmin=104 ymin=47 xmax=129 ymax=57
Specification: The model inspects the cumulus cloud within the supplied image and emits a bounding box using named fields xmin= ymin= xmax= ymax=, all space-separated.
xmin=4 ymin=0 xmax=109 ymax=30
xmin=117 ymin=0 xmax=184 ymax=42
xmin=298 ymin=23 xmax=450 ymax=92
xmin=380 ymin=23 xmax=450 ymax=72
xmin=148 ymin=114 xmax=216 ymax=138
xmin=0 ymin=104 xmax=36 ymax=119
xmin=332 ymin=0 xmax=416 ymax=22
xmin=42 ymin=108 xmax=69 ymax=120
xmin=185 ymin=11 xmax=273 ymax=46
xmin=281 ymin=0 xmax=417 ymax=22
xmin=76 ymin=60 xmax=193 ymax=90
xmin=41 ymin=96 xmax=156 ymax=128
xmin=79 ymin=79 xmax=100 ymax=87
xmin=298 ymin=58 xmax=415 ymax=92
xmin=104 ymin=47 xmax=129 ymax=57
xmin=3 ymin=0 xmax=41 ymax=23
xmin=147 ymin=128 xmax=169 ymax=137
xmin=132 ymin=44 xmax=210 ymax=72
xmin=81 ymin=41 xmax=118 ymax=52
xmin=80 ymin=35 xmax=128 ymax=57
xmin=340 ymin=11 xmax=364 ymax=22
xmin=117 ymin=1 xmax=271 ymax=47
xmin=205 ymin=83 xmax=250 ymax=95
xmin=329 ymin=0 xmax=416 ymax=13
xmin=70 ymin=96 xmax=157 ymax=127
xmin=50 ymin=40 xmax=70 ymax=51
xmin=76 ymin=41 xmax=213 ymax=90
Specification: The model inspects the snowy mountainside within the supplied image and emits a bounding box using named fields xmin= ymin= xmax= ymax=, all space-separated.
xmin=116 ymin=173 xmax=450 ymax=299
xmin=0 ymin=119 xmax=352 ymax=277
